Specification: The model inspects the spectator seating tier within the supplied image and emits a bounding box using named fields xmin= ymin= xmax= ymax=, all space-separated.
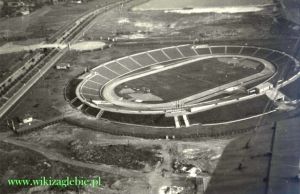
xmin=118 ymin=57 xmax=141 ymax=70
xmin=106 ymin=62 xmax=130 ymax=75
xmin=131 ymin=53 xmax=157 ymax=66
xmin=177 ymin=45 xmax=198 ymax=57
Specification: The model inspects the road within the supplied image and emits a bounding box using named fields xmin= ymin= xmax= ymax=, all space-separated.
xmin=0 ymin=1 xmax=127 ymax=119
xmin=0 ymin=49 xmax=67 ymax=119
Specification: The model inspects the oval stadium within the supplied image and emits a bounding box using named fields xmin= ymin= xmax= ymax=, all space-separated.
xmin=70 ymin=44 xmax=300 ymax=128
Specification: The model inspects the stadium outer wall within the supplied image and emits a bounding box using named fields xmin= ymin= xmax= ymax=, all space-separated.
xmin=63 ymin=108 xmax=300 ymax=139
xmin=70 ymin=45 xmax=298 ymax=130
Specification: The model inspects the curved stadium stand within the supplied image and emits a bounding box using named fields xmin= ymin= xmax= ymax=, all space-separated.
xmin=70 ymin=44 xmax=300 ymax=127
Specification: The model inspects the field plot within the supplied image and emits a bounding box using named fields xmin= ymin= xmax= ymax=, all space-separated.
xmin=102 ymin=111 xmax=175 ymax=127
xmin=189 ymin=95 xmax=276 ymax=124
xmin=0 ymin=52 xmax=27 ymax=82
xmin=0 ymin=0 xmax=121 ymax=40
xmin=70 ymin=142 xmax=161 ymax=170
xmin=15 ymin=122 xmax=230 ymax=194
xmin=133 ymin=0 xmax=272 ymax=10
xmin=16 ymin=122 xmax=161 ymax=170
xmin=84 ymin=0 xmax=274 ymax=42
xmin=115 ymin=57 xmax=263 ymax=102
xmin=0 ymin=141 xmax=123 ymax=194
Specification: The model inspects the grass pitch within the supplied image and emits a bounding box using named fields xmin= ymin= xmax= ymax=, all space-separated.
xmin=116 ymin=57 xmax=263 ymax=102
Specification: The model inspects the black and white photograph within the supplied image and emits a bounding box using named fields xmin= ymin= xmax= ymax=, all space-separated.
xmin=0 ymin=0 xmax=300 ymax=193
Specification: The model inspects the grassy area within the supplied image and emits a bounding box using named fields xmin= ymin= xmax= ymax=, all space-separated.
xmin=16 ymin=122 xmax=162 ymax=170
xmin=85 ymin=0 xmax=274 ymax=41
xmin=65 ymin=78 xmax=82 ymax=101
xmin=189 ymin=95 xmax=276 ymax=124
xmin=116 ymin=57 xmax=261 ymax=102
xmin=102 ymin=111 xmax=175 ymax=127
xmin=70 ymin=141 xmax=161 ymax=170
xmin=0 ymin=52 xmax=28 ymax=82
xmin=0 ymin=141 xmax=122 ymax=194
xmin=0 ymin=0 xmax=122 ymax=41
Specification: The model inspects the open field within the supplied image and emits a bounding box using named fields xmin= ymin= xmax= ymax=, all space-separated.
xmin=13 ymin=122 xmax=231 ymax=193
xmin=17 ymin=122 xmax=162 ymax=170
xmin=69 ymin=143 xmax=161 ymax=170
xmin=0 ymin=52 xmax=27 ymax=82
xmin=84 ymin=0 xmax=274 ymax=42
xmin=102 ymin=112 xmax=174 ymax=126
xmin=133 ymin=0 xmax=272 ymax=10
xmin=0 ymin=0 xmax=121 ymax=41
xmin=65 ymin=78 xmax=82 ymax=101
xmin=0 ymin=141 xmax=124 ymax=194
xmin=115 ymin=57 xmax=263 ymax=102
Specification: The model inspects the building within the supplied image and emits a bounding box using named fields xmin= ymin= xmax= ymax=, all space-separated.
xmin=22 ymin=114 xmax=33 ymax=125
xmin=254 ymin=82 xmax=273 ymax=94
xmin=55 ymin=63 xmax=71 ymax=70
xmin=2 ymin=0 xmax=29 ymax=16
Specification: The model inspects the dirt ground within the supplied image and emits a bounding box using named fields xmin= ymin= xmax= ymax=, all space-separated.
xmin=12 ymin=122 xmax=231 ymax=194
xmin=84 ymin=0 xmax=274 ymax=42
xmin=17 ymin=123 xmax=162 ymax=170
xmin=0 ymin=141 xmax=127 ymax=194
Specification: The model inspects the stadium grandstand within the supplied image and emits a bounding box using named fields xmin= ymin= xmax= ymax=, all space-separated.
xmin=67 ymin=44 xmax=300 ymax=128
